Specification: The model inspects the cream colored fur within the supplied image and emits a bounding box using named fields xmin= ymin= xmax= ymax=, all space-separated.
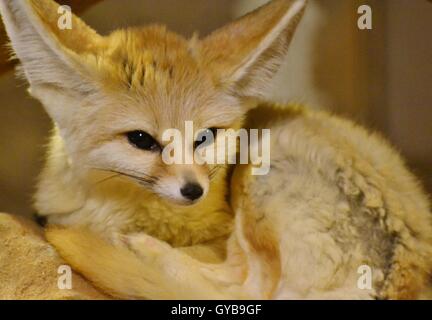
xmin=1 ymin=0 xmax=431 ymax=299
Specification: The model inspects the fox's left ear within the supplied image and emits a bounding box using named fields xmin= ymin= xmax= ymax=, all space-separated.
xmin=200 ymin=0 xmax=306 ymax=99
xmin=0 ymin=0 xmax=104 ymax=94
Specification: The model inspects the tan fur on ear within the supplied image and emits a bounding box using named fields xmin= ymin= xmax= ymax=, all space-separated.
xmin=27 ymin=0 xmax=103 ymax=54
xmin=200 ymin=0 xmax=306 ymax=98
xmin=0 ymin=0 xmax=105 ymax=90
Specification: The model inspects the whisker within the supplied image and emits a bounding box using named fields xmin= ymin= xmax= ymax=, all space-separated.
xmin=209 ymin=164 xmax=228 ymax=180
xmin=116 ymin=167 xmax=158 ymax=181
xmin=41 ymin=170 xmax=154 ymax=217
xmin=93 ymin=173 xmax=122 ymax=186
xmin=91 ymin=167 xmax=158 ymax=186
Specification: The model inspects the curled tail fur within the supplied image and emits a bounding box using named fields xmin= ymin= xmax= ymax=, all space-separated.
xmin=45 ymin=227 xmax=227 ymax=300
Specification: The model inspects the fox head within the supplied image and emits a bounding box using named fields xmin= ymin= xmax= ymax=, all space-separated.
xmin=0 ymin=0 xmax=306 ymax=206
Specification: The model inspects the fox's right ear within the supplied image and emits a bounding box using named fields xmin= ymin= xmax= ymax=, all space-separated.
xmin=200 ymin=0 xmax=306 ymax=100
xmin=0 ymin=0 xmax=104 ymax=97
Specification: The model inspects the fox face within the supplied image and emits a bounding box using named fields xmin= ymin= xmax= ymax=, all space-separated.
xmin=0 ymin=0 xmax=306 ymax=205
xmin=62 ymin=27 xmax=246 ymax=205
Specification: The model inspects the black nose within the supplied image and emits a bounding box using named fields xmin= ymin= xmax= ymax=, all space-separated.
xmin=180 ymin=183 xmax=204 ymax=201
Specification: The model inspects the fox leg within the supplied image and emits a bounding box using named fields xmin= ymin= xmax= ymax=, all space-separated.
xmin=47 ymin=215 xmax=277 ymax=299
xmin=47 ymin=226 xmax=248 ymax=299
xmin=122 ymin=232 xmax=250 ymax=297
xmin=122 ymin=206 xmax=280 ymax=300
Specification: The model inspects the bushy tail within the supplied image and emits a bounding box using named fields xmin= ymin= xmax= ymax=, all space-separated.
xmin=45 ymin=227 xmax=227 ymax=300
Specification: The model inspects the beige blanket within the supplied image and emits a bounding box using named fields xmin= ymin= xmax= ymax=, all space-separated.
xmin=0 ymin=213 xmax=108 ymax=300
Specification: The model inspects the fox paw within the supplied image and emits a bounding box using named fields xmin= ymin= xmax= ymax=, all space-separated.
xmin=119 ymin=233 xmax=172 ymax=260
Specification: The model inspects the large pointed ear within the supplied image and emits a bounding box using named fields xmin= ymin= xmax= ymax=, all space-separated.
xmin=200 ymin=0 xmax=306 ymax=99
xmin=0 ymin=0 xmax=104 ymax=93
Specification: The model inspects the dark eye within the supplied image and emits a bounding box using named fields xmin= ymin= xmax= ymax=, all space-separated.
xmin=127 ymin=131 xmax=160 ymax=152
xmin=194 ymin=128 xmax=218 ymax=149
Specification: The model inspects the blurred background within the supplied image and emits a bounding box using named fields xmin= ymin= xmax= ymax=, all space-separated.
xmin=0 ymin=0 xmax=431 ymax=217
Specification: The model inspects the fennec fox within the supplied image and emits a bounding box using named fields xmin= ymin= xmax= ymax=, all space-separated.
xmin=1 ymin=0 xmax=431 ymax=299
